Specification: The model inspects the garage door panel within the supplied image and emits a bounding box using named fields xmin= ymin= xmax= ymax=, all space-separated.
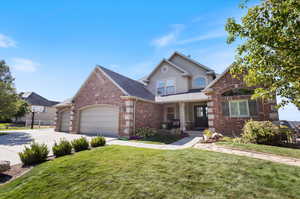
xmin=80 ymin=106 xmax=119 ymax=136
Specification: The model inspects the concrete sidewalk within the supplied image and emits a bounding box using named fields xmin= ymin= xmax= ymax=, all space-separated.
xmin=107 ymin=136 xmax=202 ymax=150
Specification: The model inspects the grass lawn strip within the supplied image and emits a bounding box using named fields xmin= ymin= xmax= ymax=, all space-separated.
xmin=217 ymin=141 xmax=300 ymax=159
xmin=1 ymin=145 xmax=300 ymax=199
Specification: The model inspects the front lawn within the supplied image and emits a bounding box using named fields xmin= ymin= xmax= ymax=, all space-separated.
xmin=217 ymin=141 xmax=300 ymax=159
xmin=130 ymin=133 xmax=183 ymax=144
xmin=1 ymin=146 xmax=300 ymax=199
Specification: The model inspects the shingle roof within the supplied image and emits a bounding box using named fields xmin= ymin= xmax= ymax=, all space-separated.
xmin=21 ymin=92 xmax=60 ymax=106
xmin=98 ymin=66 xmax=155 ymax=101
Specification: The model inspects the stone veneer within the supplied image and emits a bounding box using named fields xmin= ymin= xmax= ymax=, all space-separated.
xmin=205 ymin=72 xmax=279 ymax=136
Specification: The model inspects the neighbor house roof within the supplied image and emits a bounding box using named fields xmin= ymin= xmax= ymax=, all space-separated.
xmin=21 ymin=92 xmax=59 ymax=107
xmin=98 ymin=66 xmax=155 ymax=101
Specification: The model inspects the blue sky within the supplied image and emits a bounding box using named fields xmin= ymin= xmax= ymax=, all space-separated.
xmin=0 ymin=0 xmax=299 ymax=120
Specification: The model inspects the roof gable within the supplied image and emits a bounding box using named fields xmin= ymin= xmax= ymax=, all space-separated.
xmin=145 ymin=59 xmax=190 ymax=81
xmin=98 ymin=66 xmax=155 ymax=101
xmin=168 ymin=51 xmax=214 ymax=72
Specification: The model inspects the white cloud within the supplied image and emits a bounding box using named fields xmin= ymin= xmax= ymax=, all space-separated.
xmin=0 ymin=34 xmax=16 ymax=48
xmin=11 ymin=58 xmax=39 ymax=72
xmin=151 ymin=24 xmax=184 ymax=48
xmin=176 ymin=30 xmax=227 ymax=45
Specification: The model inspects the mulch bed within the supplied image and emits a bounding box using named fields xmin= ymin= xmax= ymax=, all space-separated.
xmin=0 ymin=164 xmax=32 ymax=185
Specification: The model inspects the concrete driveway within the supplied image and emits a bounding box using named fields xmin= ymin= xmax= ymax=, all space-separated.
xmin=0 ymin=128 xmax=116 ymax=165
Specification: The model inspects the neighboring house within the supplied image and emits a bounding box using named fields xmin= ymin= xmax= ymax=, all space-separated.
xmin=17 ymin=92 xmax=59 ymax=126
xmin=54 ymin=52 xmax=278 ymax=137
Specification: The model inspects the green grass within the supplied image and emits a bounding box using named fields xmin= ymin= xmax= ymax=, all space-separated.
xmin=217 ymin=141 xmax=300 ymax=159
xmin=0 ymin=132 xmax=8 ymax=136
xmin=130 ymin=133 xmax=183 ymax=144
xmin=0 ymin=123 xmax=51 ymax=131
xmin=1 ymin=145 xmax=300 ymax=199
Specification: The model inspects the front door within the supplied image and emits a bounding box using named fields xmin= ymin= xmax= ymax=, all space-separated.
xmin=194 ymin=104 xmax=208 ymax=129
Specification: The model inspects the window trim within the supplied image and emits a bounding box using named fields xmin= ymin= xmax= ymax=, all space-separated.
xmin=192 ymin=76 xmax=207 ymax=88
xmin=229 ymin=100 xmax=250 ymax=117
xmin=165 ymin=104 xmax=177 ymax=121
xmin=156 ymin=79 xmax=176 ymax=96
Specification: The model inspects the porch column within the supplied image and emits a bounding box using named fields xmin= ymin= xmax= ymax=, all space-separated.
xmin=179 ymin=102 xmax=186 ymax=131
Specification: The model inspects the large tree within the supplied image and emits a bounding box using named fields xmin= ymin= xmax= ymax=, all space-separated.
xmin=0 ymin=60 xmax=20 ymax=121
xmin=225 ymin=0 xmax=300 ymax=108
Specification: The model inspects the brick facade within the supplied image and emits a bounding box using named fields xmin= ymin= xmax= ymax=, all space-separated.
xmin=206 ymin=72 xmax=278 ymax=136
xmin=135 ymin=100 xmax=163 ymax=129
xmin=54 ymin=106 xmax=71 ymax=132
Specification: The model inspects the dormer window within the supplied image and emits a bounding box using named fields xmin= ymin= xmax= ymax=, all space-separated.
xmin=193 ymin=77 xmax=206 ymax=88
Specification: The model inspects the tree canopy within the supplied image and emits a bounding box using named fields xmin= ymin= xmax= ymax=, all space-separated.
xmin=0 ymin=60 xmax=22 ymax=121
xmin=225 ymin=0 xmax=300 ymax=108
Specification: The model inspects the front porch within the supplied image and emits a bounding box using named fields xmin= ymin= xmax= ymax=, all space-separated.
xmin=161 ymin=101 xmax=210 ymax=133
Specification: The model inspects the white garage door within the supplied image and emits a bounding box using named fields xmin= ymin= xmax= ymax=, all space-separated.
xmin=60 ymin=111 xmax=70 ymax=132
xmin=80 ymin=105 xmax=119 ymax=137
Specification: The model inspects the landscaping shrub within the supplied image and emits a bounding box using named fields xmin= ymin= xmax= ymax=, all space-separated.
xmin=241 ymin=120 xmax=292 ymax=146
xmin=19 ymin=142 xmax=49 ymax=166
xmin=203 ymin=129 xmax=213 ymax=138
xmin=135 ymin=127 xmax=156 ymax=138
xmin=52 ymin=139 xmax=73 ymax=157
xmin=90 ymin=136 xmax=106 ymax=147
xmin=71 ymin=137 xmax=89 ymax=152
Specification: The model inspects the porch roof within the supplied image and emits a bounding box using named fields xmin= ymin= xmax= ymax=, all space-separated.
xmin=155 ymin=92 xmax=209 ymax=103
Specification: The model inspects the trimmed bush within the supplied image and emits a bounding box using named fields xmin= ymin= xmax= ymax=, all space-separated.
xmin=135 ymin=127 xmax=156 ymax=138
xmin=19 ymin=142 xmax=49 ymax=166
xmin=90 ymin=136 xmax=106 ymax=147
xmin=241 ymin=120 xmax=292 ymax=146
xmin=203 ymin=129 xmax=213 ymax=138
xmin=71 ymin=137 xmax=89 ymax=152
xmin=52 ymin=139 xmax=72 ymax=157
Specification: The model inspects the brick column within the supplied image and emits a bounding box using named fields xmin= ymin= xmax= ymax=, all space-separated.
xmin=69 ymin=105 xmax=76 ymax=133
xmin=123 ymin=99 xmax=134 ymax=137
xmin=54 ymin=111 xmax=59 ymax=131
xmin=207 ymin=99 xmax=215 ymax=131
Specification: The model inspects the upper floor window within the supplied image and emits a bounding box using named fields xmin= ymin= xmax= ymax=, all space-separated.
xmin=193 ymin=77 xmax=206 ymax=88
xmin=157 ymin=80 xmax=165 ymax=96
xmin=166 ymin=80 xmax=175 ymax=95
xmin=156 ymin=79 xmax=176 ymax=96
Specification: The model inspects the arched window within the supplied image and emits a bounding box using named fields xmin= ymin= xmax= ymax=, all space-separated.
xmin=193 ymin=77 xmax=206 ymax=88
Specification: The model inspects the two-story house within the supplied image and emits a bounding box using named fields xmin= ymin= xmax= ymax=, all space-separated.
xmin=17 ymin=92 xmax=59 ymax=126
xmin=54 ymin=52 xmax=278 ymax=137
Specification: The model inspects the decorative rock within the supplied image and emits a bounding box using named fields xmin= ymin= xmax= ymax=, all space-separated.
xmin=0 ymin=160 xmax=10 ymax=173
